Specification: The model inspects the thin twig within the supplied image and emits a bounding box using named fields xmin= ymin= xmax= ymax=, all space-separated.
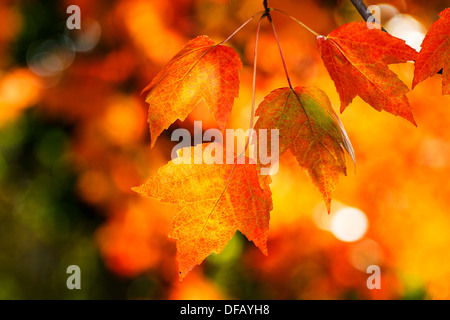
xmin=350 ymin=0 xmax=379 ymax=24
xmin=350 ymin=0 xmax=387 ymax=32
xmin=263 ymin=0 xmax=268 ymax=12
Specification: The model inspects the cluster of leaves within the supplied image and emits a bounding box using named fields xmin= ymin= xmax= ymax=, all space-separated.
xmin=134 ymin=7 xmax=449 ymax=280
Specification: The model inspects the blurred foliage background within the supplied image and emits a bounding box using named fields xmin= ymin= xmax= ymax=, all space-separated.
xmin=0 ymin=0 xmax=449 ymax=299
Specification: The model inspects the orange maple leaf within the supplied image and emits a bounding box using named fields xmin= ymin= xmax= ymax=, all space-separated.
xmin=413 ymin=8 xmax=450 ymax=95
xmin=317 ymin=22 xmax=418 ymax=125
xmin=142 ymin=36 xmax=242 ymax=147
xmin=132 ymin=143 xmax=272 ymax=280
xmin=254 ymin=86 xmax=354 ymax=213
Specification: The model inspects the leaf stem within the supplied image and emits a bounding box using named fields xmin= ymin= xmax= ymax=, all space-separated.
xmin=271 ymin=8 xmax=321 ymax=37
xmin=204 ymin=17 xmax=267 ymax=236
xmin=270 ymin=18 xmax=293 ymax=90
xmin=244 ymin=14 xmax=265 ymax=152
xmin=218 ymin=11 xmax=265 ymax=45
xmin=213 ymin=15 xmax=265 ymax=225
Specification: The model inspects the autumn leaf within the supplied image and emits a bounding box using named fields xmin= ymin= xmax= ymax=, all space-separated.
xmin=142 ymin=36 xmax=242 ymax=147
xmin=317 ymin=22 xmax=418 ymax=125
xmin=254 ymin=86 xmax=354 ymax=212
xmin=413 ymin=8 xmax=450 ymax=95
xmin=132 ymin=143 xmax=272 ymax=280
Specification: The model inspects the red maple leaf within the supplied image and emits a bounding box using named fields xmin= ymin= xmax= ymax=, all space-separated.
xmin=143 ymin=36 xmax=243 ymax=147
xmin=132 ymin=143 xmax=273 ymax=280
xmin=413 ymin=8 xmax=450 ymax=95
xmin=254 ymin=86 xmax=354 ymax=212
xmin=317 ymin=22 xmax=418 ymax=125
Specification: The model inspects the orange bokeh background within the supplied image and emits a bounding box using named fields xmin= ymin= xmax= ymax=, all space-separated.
xmin=0 ymin=0 xmax=449 ymax=299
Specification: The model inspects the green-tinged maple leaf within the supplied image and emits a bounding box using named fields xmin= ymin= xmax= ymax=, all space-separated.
xmin=143 ymin=36 xmax=243 ymax=147
xmin=317 ymin=22 xmax=418 ymax=125
xmin=413 ymin=8 xmax=450 ymax=95
xmin=132 ymin=143 xmax=272 ymax=280
xmin=254 ymin=86 xmax=354 ymax=212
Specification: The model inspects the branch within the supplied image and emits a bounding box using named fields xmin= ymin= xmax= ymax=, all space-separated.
xmin=263 ymin=0 xmax=272 ymax=22
xmin=350 ymin=0 xmax=377 ymax=23
xmin=350 ymin=0 xmax=386 ymax=32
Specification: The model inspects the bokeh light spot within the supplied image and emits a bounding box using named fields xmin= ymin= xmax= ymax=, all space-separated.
xmin=330 ymin=207 xmax=368 ymax=242
xmin=384 ymin=14 xmax=426 ymax=51
xmin=73 ymin=18 xmax=101 ymax=52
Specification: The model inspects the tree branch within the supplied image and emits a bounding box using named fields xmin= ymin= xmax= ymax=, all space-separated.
xmin=350 ymin=0 xmax=386 ymax=32
xmin=263 ymin=0 xmax=272 ymax=21
xmin=350 ymin=0 xmax=377 ymax=23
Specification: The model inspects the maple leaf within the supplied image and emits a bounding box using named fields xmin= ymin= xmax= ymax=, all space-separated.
xmin=142 ymin=36 xmax=242 ymax=147
xmin=132 ymin=143 xmax=273 ymax=280
xmin=254 ymin=86 xmax=355 ymax=212
xmin=317 ymin=22 xmax=418 ymax=125
xmin=413 ymin=8 xmax=450 ymax=95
